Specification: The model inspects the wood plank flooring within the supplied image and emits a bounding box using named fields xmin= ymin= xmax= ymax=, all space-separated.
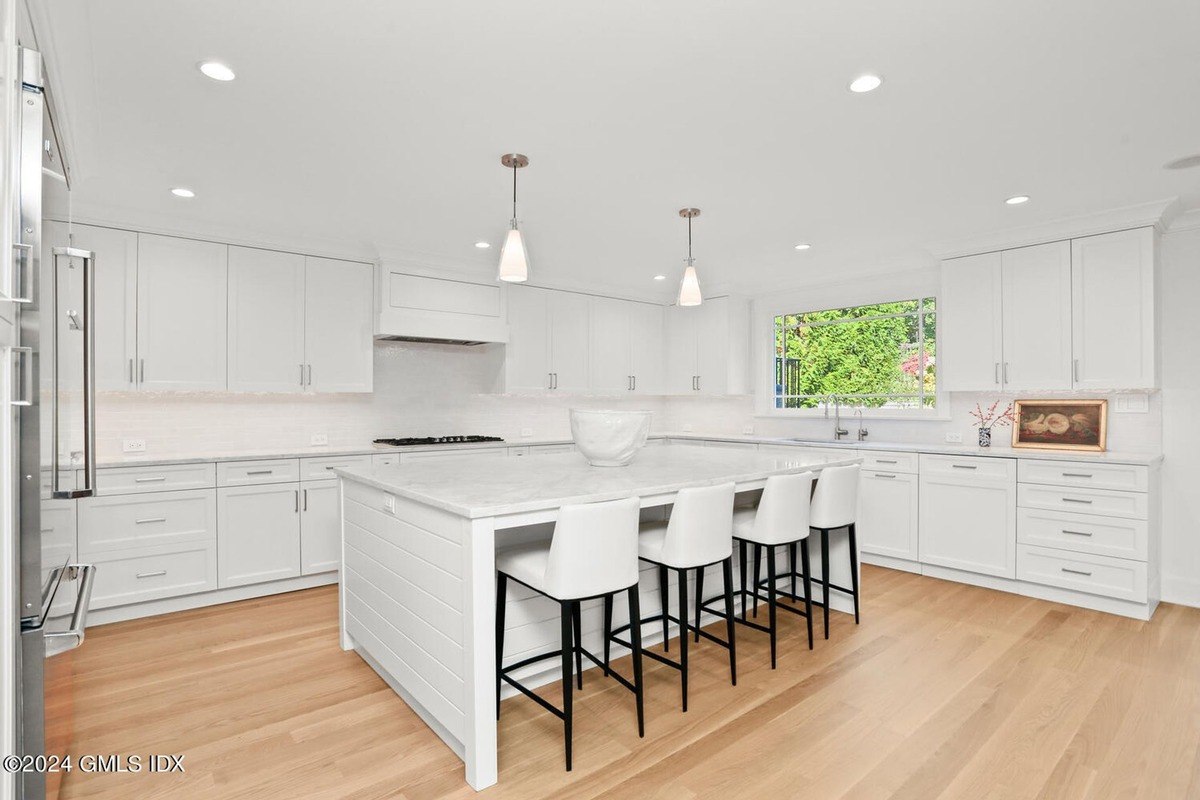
xmin=55 ymin=566 xmax=1200 ymax=799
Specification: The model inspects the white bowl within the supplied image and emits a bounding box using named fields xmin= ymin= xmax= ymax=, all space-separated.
xmin=569 ymin=409 xmax=653 ymax=467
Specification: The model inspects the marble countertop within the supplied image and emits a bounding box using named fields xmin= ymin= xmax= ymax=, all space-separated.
xmin=335 ymin=447 xmax=861 ymax=518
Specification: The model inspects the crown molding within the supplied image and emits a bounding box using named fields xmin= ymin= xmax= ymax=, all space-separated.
xmin=1165 ymin=206 xmax=1200 ymax=233
xmin=928 ymin=197 xmax=1179 ymax=260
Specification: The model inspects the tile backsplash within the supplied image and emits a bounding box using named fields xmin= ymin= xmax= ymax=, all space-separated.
xmin=93 ymin=340 xmax=1162 ymax=459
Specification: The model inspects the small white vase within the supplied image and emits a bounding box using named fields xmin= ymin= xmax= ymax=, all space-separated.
xmin=569 ymin=409 xmax=652 ymax=467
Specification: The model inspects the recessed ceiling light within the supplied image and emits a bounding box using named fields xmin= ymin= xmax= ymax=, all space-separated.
xmin=198 ymin=61 xmax=236 ymax=82
xmin=1005 ymin=195 xmax=1030 ymax=205
xmin=170 ymin=187 xmax=195 ymax=198
xmin=1164 ymin=154 xmax=1200 ymax=170
xmin=794 ymin=243 xmax=811 ymax=251
xmin=848 ymin=74 xmax=882 ymax=93
xmin=653 ymin=275 xmax=666 ymax=281
xmin=474 ymin=241 xmax=491 ymax=249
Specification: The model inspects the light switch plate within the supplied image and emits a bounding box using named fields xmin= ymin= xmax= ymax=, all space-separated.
xmin=383 ymin=494 xmax=396 ymax=514
xmin=310 ymin=433 xmax=329 ymax=446
xmin=122 ymin=439 xmax=146 ymax=453
xmin=1115 ymin=395 xmax=1149 ymax=413
xmin=521 ymin=428 xmax=533 ymax=438
xmin=742 ymin=425 xmax=754 ymax=435
xmin=945 ymin=432 xmax=963 ymax=443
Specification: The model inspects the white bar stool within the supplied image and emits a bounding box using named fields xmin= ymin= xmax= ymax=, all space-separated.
xmin=609 ymin=482 xmax=736 ymax=713
xmin=731 ymin=472 xmax=816 ymax=667
xmin=495 ymin=496 xmax=644 ymax=772
xmin=807 ymin=464 xmax=861 ymax=638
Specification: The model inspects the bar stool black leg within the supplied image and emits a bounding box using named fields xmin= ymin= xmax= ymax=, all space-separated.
xmin=495 ymin=573 xmax=507 ymax=720
xmin=678 ymin=568 xmax=689 ymax=712
xmin=801 ymin=541 xmax=814 ymax=650
xmin=560 ymin=601 xmax=574 ymax=771
xmin=767 ymin=545 xmax=778 ymax=669
xmin=628 ymin=586 xmax=645 ymax=737
xmin=602 ymin=593 xmax=614 ymax=676
xmin=820 ymin=529 xmax=830 ymax=639
xmin=848 ymin=523 xmax=861 ymax=624
xmin=571 ymin=602 xmax=583 ymax=689
xmin=738 ymin=540 xmax=748 ymax=621
xmin=658 ymin=564 xmax=669 ymax=651
xmin=789 ymin=541 xmax=797 ymax=599
xmin=694 ymin=566 xmax=704 ymax=643
xmin=753 ymin=544 xmax=762 ymax=618
xmin=722 ymin=556 xmax=737 ymax=685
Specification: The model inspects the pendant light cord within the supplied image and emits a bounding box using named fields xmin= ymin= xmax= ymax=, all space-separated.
xmin=512 ymin=164 xmax=518 ymax=223
xmin=687 ymin=215 xmax=693 ymax=265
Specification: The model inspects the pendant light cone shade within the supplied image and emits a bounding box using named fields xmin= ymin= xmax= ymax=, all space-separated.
xmin=678 ymin=264 xmax=702 ymax=306
xmin=498 ymin=226 xmax=529 ymax=282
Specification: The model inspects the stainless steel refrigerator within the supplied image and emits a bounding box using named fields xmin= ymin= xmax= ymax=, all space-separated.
xmin=9 ymin=46 xmax=97 ymax=800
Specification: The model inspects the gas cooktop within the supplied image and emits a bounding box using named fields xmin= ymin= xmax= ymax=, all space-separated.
xmin=372 ymin=435 xmax=505 ymax=447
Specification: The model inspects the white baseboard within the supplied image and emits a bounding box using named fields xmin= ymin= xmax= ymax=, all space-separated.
xmin=1162 ymin=575 xmax=1200 ymax=609
xmin=860 ymin=552 xmax=921 ymax=574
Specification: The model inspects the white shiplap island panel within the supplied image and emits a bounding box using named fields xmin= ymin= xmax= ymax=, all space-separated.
xmin=335 ymin=448 xmax=860 ymax=791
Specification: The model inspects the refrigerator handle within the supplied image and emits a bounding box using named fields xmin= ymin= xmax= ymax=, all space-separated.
xmin=43 ymin=565 xmax=97 ymax=657
xmin=6 ymin=241 xmax=33 ymax=303
xmin=50 ymin=246 xmax=97 ymax=499
xmin=8 ymin=346 xmax=33 ymax=405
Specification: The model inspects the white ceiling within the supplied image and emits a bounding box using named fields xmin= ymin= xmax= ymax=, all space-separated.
xmin=32 ymin=0 xmax=1200 ymax=300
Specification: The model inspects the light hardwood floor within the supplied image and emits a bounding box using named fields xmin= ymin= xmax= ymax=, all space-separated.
xmin=56 ymin=566 xmax=1200 ymax=799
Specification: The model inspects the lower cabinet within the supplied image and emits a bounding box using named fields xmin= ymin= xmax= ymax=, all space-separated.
xmin=857 ymin=469 xmax=919 ymax=561
xmin=300 ymin=480 xmax=340 ymax=575
xmin=918 ymin=455 xmax=1017 ymax=578
xmin=87 ymin=544 xmax=219 ymax=609
xmin=217 ymin=483 xmax=302 ymax=587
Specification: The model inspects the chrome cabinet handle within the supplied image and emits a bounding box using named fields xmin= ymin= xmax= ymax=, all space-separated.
xmin=135 ymin=570 xmax=166 ymax=579
xmin=994 ymin=362 xmax=1000 ymax=385
xmin=246 ymin=469 xmax=274 ymax=476
xmin=875 ymin=459 xmax=898 ymax=464
xmin=303 ymin=488 xmax=308 ymax=511
xmin=874 ymin=473 xmax=897 ymax=479
xmin=300 ymin=364 xmax=305 ymax=387
xmin=1061 ymin=567 xmax=1092 ymax=577
xmin=633 ymin=375 xmax=637 ymax=391
xmin=295 ymin=489 xmax=300 ymax=512
xmin=1062 ymin=529 xmax=1094 ymax=537
xmin=134 ymin=476 xmax=167 ymax=483
xmin=139 ymin=358 xmax=145 ymax=383
xmin=134 ymin=517 xmax=166 ymax=525
xmin=1062 ymin=472 xmax=1093 ymax=479
xmin=951 ymin=464 xmax=978 ymax=470
xmin=305 ymin=364 xmax=312 ymax=387
xmin=9 ymin=347 xmax=32 ymax=406
xmin=1072 ymin=358 xmax=1080 ymax=383
xmin=1062 ymin=497 xmax=1093 ymax=504
xmin=1003 ymin=362 xmax=1010 ymax=384
xmin=128 ymin=358 xmax=134 ymax=384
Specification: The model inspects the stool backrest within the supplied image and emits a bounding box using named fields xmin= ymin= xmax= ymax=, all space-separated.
xmin=544 ymin=496 xmax=642 ymax=599
xmin=663 ymin=482 xmax=736 ymax=566
xmin=753 ymin=472 xmax=816 ymax=545
xmin=810 ymin=464 xmax=860 ymax=529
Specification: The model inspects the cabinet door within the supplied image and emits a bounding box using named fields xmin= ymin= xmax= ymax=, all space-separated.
xmin=589 ymin=296 xmax=632 ymax=392
xmin=857 ymin=471 xmax=918 ymax=561
xmin=695 ymin=297 xmax=730 ymax=394
xmin=228 ymin=247 xmax=306 ymax=392
xmin=918 ymin=459 xmax=1016 ymax=578
xmin=629 ymin=301 xmax=664 ymax=394
xmin=45 ymin=222 xmax=138 ymax=390
xmin=940 ymin=252 xmax=1003 ymax=391
xmin=665 ymin=305 xmax=699 ymax=394
xmin=304 ymin=257 xmax=373 ymax=392
xmin=1071 ymin=228 xmax=1156 ymax=389
xmin=504 ymin=285 xmax=551 ymax=390
xmin=137 ymin=234 xmax=228 ymax=390
xmin=548 ymin=291 xmax=591 ymax=392
xmin=300 ymin=481 xmax=340 ymax=575
xmin=216 ymin=484 xmax=301 ymax=587
xmin=1000 ymin=241 xmax=1072 ymax=391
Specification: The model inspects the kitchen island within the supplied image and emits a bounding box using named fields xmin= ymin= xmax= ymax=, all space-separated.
xmin=334 ymin=446 xmax=861 ymax=790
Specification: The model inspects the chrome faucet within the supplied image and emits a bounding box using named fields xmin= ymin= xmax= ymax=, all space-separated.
xmin=855 ymin=408 xmax=868 ymax=442
xmin=826 ymin=395 xmax=849 ymax=440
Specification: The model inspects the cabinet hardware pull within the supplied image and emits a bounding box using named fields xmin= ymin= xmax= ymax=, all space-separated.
xmin=129 ymin=358 xmax=134 ymax=383
xmin=1073 ymin=358 xmax=1079 ymax=383
xmin=1061 ymin=472 xmax=1093 ymax=478
xmin=324 ymin=465 xmax=347 ymax=470
xmin=305 ymin=364 xmax=312 ymax=387
xmin=139 ymin=358 xmax=145 ymax=383
xmin=1062 ymin=497 xmax=1093 ymax=504
xmin=134 ymin=517 xmax=166 ymax=525
xmin=632 ymin=375 xmax=637 ymax=391
xmin=874 ymin=473 xmax=897 ymax=479
xmin=247 ymin=470 xmax=274 ymax=475
xmin=135 ymin=570 xmax=167 ymax=579
xmin=1061 ymin=567 xmax=1092 ymax=577
xmin=134 ymin=476 xmax=167 ymax=483
xmin=994 ymin=362 xmax=1000 ymax=385
xmin=1003 ymin=362 xmax=1010 ymax=383
xmin=295 ymin=489 xmax=300 ymax=512
xmin=876 ymin=459 xmax=898 ymax=464
xmin=303 ymin=489 xmax=308 ymax=511
xmin=1062 ymin=529 xmax=1093 ymax=537
xmin=951 ymin=464 xmax=978 ymax=470
xmin=300 ymin=364 xmax=305 ymax=386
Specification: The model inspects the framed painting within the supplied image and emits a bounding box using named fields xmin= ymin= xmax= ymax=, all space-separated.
xmin=1012 ymin=399 xmax=1108 ymax=452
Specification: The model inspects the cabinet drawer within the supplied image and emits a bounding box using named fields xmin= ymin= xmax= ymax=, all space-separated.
xmin=372 ymin=453 xmax=399 ymax=468
xmin=1018 ymin=460 xmax=1148 ymax=492
xmin=96 ymin=463 xmax=216 ymax=495
xmin=1016 ymin=544 xmax=1147 ymax=602
xmin=1017 ymin=484 xmax=1147 ymax=520
xmin=79 ymin=489 xmax=216 ymax=555
xmin=301 ymin=454 xmax=371 ymax=481
xmin=919 ymin=454 xmax=1015 ymax=482
xmin=217 ymin=459 xmax=300 ymax=486
xmin=859 ymin=450 xmax=919 ymax=474
xmin=1017 ymin=507 xmax=1147 ymax=561
xmin=400 ymin=447 xmax=506 ymax=462
xmin=88 ymin=543 xmax=218 ymax=609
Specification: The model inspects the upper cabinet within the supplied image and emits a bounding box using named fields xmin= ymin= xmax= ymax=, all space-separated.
xmin=588 ymin=296 xmax=663 ymax=393
xmin=665 ymin=296 xmax=749 ymax=395
xmin=303 ymin=257 xmax=373 ymax=392
xmin=228 ymin=247 xmax=306 ymax=392
xmin=137 ymin=234 xmax=229 ymax=391
xmin=940 ymin=228 xmax=1157 ymax=392
xmin=1071 ymin=229 xmax=1157 ymax=390
xmin=504 ymin=285 xmax=590 ymax=392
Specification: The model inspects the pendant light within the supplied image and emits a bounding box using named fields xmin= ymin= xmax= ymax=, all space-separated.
xmin=677 ymin=208 xmax=703 ymax=306
xmin=497 ymin=153 xmax=530 ymax=282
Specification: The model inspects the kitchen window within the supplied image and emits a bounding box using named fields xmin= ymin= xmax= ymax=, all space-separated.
xmin=773 ymin=297 xmax=937 ymax=412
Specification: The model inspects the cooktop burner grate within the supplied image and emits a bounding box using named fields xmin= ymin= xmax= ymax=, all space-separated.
xmin=373 ymin=435 xmax=505 ymax=447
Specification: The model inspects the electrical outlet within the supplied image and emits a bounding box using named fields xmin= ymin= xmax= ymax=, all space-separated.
xmin=683 ymin=423 xmax=694 ymax=432
xmin=310 ymin=433 xmax=329 ymax=446
xmin=383 ymin=494 xmax=396 ymax=514
xmin=742 ymin=425 xmax=755 ymax=435
xmin=122 ymin=439 xmax=146 ymax=453
xmin=521 ymin=428 xmax=533 ymax=438
xmin=945 ymin=432 xmax=963 ymax=443
xmin=1115 ymin=395 xmax=1149 ymax=413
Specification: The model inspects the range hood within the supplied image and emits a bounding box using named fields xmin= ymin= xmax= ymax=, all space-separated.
xmin=375 ymin=269 xmax=509 ymax=346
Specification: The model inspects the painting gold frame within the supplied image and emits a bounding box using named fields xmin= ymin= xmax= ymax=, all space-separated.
xmin=1011 ymin=399 xmax=1108 ymax=452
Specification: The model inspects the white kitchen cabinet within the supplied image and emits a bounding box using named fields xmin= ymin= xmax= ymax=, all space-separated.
xmin=1000 ymin=241 xmax=1073 ymax=391
xmin=1071 ymin=228 xmax=1156 ymax=389
xmin=940 ymin=252 xmax=1003 ymax=391
xmin=136 ymin=234 xmax=228 ymax=390
xmin=216 ymin=483 xmax=301 ymax=587
xmin=548 ymin=291 xmax=590 ymax=392
xmin=666 ymin=303 xmax=700 ymax=393
xmin=589 ymin=297 xmax=664 ymax=393
xmin=228 ymin=247 xmax=306 ymax=392
xmin=504 ymin=285 xmax=590 ymax=392
xmin=304 ymin=257 xmax=374 ymax=392
xmin=300 ymin=480 xmax=340 ymax=575
xmin=918 ymin=454 xmax=1017 ymax=578
xmin=858 ymin=469 xmax=919 ymax=562
xmin=629 ymin=301 xmax=664 ymax=393
xmin=665 ymin=296 xmax=749 ymax=394
xmin=44 ymin=222 xmax=138 ymax=390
